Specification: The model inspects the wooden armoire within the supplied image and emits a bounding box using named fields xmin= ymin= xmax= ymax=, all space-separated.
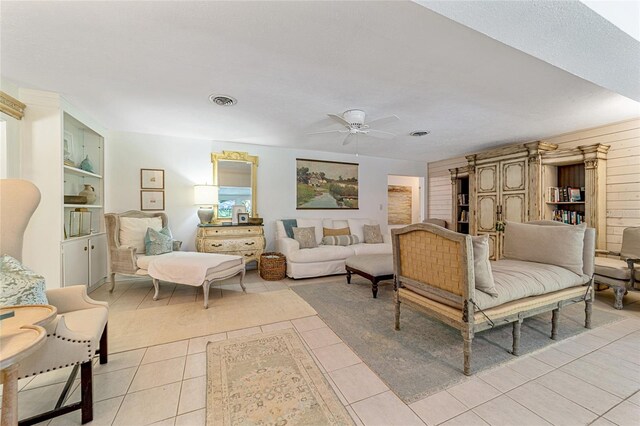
xmin=454 ymin=141 xmax=609 ymax=259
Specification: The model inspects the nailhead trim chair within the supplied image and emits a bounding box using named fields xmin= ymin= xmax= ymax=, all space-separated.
xmin=0 ymin=179 xmax=108 ymax=425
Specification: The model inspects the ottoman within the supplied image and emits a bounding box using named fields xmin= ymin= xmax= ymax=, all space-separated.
xmin=345 ymin=254 xmax=394 ymax=298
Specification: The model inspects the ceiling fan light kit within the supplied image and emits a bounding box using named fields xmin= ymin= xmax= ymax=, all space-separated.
xmin=309 ymin=109 xmax=400 ymax=147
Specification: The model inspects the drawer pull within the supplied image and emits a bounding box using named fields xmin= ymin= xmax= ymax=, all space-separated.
xmin=244 ymin=241 xmax=255 ymax=246
xmin=244 ymin=252 xmax=255 ymax=257
xmin=210 ymin=243 xmax=223 ymax=248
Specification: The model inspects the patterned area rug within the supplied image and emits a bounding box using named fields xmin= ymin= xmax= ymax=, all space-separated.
xmin=206 ymin=329 xmax=354 ymax=426
xmin=292 ymin=278 xmax=623 ymax=404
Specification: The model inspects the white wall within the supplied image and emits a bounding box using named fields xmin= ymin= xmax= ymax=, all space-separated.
xmin=107 ymin=131 xmax=427 ymax=251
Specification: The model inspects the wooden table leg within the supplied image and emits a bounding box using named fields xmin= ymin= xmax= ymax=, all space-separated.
xmin=1 ymin=363 xmax=19 ymax=426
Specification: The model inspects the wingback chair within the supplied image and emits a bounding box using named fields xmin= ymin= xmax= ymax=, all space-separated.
xmin=0 ymin=179 xmax=108 ymax=425
xmin=104 ymin=210 xmax=168 ymax=292
xmin=594 ymin=227 xmax=640 ymax=309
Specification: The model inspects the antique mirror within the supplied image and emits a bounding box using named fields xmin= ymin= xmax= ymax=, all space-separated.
xmin=211 ymin=151 xmax=259 ymax=220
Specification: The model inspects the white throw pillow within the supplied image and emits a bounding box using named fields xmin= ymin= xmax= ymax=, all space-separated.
xmin=296 ymin=219 xmax=324 ymax=246
xmin=471 ymin=235 xmax=497 ymax=297
xmin=347 ymin=219 xmax=372 ymax=242
xmin=119 ymin=217 xmax=163 ymax=254
xmin=503 ymin=221 xmax=586 ymax=276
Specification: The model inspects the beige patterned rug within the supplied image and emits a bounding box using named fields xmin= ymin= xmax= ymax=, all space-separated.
xmin=206 ymin=329 xmax=354 ymax=426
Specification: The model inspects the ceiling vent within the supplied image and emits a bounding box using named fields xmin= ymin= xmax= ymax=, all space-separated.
xmin=410 ymin=130 xmax=430 ymax=137
xmin=209 ymin=94 xmax=237 ymax=106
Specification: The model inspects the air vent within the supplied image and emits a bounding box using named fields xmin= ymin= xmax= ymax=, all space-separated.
xmin=410 ymin=130 xmax=431 ymax=137
xmin=209 ymin=95 xmax=237 ymax=106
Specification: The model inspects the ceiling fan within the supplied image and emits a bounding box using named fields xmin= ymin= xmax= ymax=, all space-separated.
xmin=308 ymin=109 xmax=399 ymax=145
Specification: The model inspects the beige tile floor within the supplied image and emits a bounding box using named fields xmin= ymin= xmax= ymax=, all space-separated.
xmin=9 ymin=271 xmax=640 ymax=426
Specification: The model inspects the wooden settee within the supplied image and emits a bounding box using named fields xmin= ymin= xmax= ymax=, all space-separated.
xmin=391 ymin=222 xmax=595 ymax=375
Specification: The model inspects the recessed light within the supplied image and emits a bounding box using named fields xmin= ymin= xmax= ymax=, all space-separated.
xmin=209 ymin=94 xmax=237 ymax=106
xmin=410 ymin=130 xmax=431 ymax=137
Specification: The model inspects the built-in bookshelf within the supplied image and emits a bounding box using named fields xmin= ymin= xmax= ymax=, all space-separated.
xmin=544 ymin=163 xmax=586 ymax=225
xmin=449 ymin=167 xmax=471 ymax=235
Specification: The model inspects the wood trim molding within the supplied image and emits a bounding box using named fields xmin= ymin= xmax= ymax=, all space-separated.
xmin=0 ymin=91 xmax=26 ymax=120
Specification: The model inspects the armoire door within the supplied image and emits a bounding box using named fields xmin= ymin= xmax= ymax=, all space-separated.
xmin=500 ymin=158 xmax=528 ymax=224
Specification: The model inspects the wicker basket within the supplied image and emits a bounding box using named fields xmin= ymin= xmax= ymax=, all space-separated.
xmin=260 ymin=252 xmax=286 ymax=281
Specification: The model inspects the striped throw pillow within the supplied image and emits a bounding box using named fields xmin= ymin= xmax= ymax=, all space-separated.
xmin=321 ymin=235 xmax=360 ymax=246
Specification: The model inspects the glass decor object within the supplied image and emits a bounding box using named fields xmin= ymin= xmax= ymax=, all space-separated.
xmin=69 ymin=209 xmax=92 ymax=237
xmin=79 ymin=155 xmax=95 ymax=173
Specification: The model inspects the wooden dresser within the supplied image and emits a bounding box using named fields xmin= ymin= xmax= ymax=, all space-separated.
xmin=196 ymin=224 xmax=265 ymax=266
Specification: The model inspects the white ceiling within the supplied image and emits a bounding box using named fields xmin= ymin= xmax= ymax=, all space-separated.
xmin=2 ymin=1 xmax=639 ymax=162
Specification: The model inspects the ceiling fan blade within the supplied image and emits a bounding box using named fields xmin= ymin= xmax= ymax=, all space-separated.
xmin=366 ymin=129 xmax=396 ymax=139
xmin=366 ymin=115 xmax=399 ymax=129
xmin=328 ymin=113 xmax=352 ymax=127
xmin=342 ymin=133 xmax=356 ymax=145
xmin=307 ymin=129 xmax=343 ymax=136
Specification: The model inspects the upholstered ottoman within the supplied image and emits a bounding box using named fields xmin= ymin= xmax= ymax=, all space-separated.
xmin=345 ymin=254 xmax=394 ymax=298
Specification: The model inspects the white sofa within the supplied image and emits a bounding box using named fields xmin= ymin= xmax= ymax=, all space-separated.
xmin=275 ymin=218 xmax=392 ymax=279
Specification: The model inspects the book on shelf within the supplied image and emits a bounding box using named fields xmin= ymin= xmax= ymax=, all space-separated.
xmin=552 ymin=209 xmax=584 ymax=225
xmin=457 ymin=193 xmax=468 ymax=205
xmin=459 ymin=210 xmax=468 ymax=222
xmin=547 ymin=186 xmax=582 ymax=203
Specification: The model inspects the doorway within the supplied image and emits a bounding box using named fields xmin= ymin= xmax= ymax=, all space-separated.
xmin=387 ymin=175 xmax=424 ymax=228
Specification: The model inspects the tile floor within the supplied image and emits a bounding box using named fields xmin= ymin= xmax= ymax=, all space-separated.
xmin=9 ymin=272 xmax=640 ymax=426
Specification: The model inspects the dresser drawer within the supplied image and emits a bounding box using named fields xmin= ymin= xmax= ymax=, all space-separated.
xmin=199 ymin=236 xmax=263 ymax=252
xmin=197 ymin=226 xmax=263 ymax=238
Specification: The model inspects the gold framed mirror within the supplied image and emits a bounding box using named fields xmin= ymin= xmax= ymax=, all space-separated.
xmin=211 ymin=151 xmax=259 ymax=219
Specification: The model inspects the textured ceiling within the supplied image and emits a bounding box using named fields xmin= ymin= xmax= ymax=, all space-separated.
xmin=2 ymin=1 xmax=639 ymax=162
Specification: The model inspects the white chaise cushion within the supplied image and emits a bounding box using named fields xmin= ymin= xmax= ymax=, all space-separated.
xmin=120 ymin=217 xmax=163 ymax=254
xmin=287 ymin=245 xmax=355 ymax=263
xmin=503 ymin=221 xmax=586 ymax=276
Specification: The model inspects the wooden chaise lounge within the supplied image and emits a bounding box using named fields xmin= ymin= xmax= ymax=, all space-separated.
xmin=391 ymin=222 xmax=595 ymax=375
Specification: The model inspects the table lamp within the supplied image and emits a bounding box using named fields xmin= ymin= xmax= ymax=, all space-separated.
xmin=194 ymin=185 xmax=219 ymax=224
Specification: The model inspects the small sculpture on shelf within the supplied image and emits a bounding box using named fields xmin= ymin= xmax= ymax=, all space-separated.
xmin=78 ymin=184 xmax=96 ymax=204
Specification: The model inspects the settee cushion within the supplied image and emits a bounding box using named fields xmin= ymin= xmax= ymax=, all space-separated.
xmin=503 ymin=221 xmax=585 ymax=276
xmin=293 ymin=227 xmax=318 ymax=248
xmin=472 ymin=235 xmax=497 ymax=297
xmin=348 ymin=219 xmax=373 ymax=242
xmin=351 ymin=243 xmax=392 ymax=256
xmin=595 ymin=257 xmax=639 ymax=280
xmin=474 ymin=259 xmax=587 ymax=310
xmin=282 ymin=219 xmax=297 ymax=238
xmin=120 ymin=216 xmax=163 ymax=254
xmin=145 ymin=227 xmax=173 ymax=256
xmin=297 ymin=219 xmax=324 ymax=244
xmin=324 ymin=227 xmax=350 ymax=237
xmin=287 ymin=245 xmax=355 ymax=263
xmin=322 ymin=235 xmax=359 ymax=246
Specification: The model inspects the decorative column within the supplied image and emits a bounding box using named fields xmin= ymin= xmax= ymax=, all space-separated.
xmin=580 ymin=144 xmax=610 ymax=249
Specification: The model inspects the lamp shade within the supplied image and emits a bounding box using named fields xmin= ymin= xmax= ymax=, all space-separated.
xmin=194 ymin=185 xmax=219 ymax=206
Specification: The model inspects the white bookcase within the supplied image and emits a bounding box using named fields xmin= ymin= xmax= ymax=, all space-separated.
xmin=20 ymin=89 xmax=107 ymax=289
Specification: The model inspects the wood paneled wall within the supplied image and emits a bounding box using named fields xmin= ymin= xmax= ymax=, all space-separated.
xmin=427 ymin=119 xmax=640 ymax=250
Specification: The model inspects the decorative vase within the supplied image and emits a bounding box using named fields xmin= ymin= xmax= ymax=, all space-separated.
xmin=78 ymin=184 xmax=97 ymax=204
xmin=79 ymin=155 xmax=95 ymax=173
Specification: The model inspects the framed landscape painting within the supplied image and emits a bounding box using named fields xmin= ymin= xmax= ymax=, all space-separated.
xmin=296 ymin=159 xmax=358 ymax=209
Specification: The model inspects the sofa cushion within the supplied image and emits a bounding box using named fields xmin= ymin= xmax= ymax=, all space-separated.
xmin=287 ymin=245 xmax=355 ymax=263
xmin=363 ymin=224 xmax=384 ymax=244
xmin=293 ymin=227 xmax=318 ymax=249
xmin=297 ymin=219 xmax=324 ymax=244
xmin=324 ymin=227 xmax=350 ymax=237
xmin=472 ymin=235 xmax=497 ymax=297
xmin=322 ymin=235 xmax=360 ymax=246
xmin=503 ymin=221 xmax=585 ymax=276
xmin=120 ymin=216 xmax=163 ymax=254
xmin=351 ymin=243 xmax=392 ymax=256
xmin=474 ymin=259 xmax=587 ymax=310
xmin=282 ymin=219 xmax=298 ymax=238
xmin=348 ymin=219 xmax=373 ymax=241
xmin=0 ymin=255 xmax=48 ymax=306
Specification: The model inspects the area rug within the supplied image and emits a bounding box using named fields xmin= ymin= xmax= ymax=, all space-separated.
xmin=108 ymin=289 xmax=317 ymax=353
xmin=292 ymin=279 xmax=623 ymax=403
xmin=206 ymin=329 xmax=354 ymax=426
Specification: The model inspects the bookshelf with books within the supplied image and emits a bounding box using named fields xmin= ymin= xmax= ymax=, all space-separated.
xmin=539 ymin=143 xmax=609 ymax=248
xmin=449 ymin=166 xmax=471 ymax=235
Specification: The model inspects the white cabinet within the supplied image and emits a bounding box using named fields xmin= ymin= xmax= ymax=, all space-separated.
xmin=19 ymin=89 xmax=107 ymax=289
xmin=62 ymin=234 xmax=107 ymax=288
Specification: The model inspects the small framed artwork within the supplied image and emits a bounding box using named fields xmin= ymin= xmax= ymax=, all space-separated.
xmin=569 ymin=188 xmax=581 ymax=202
xmin=63 ymin=131 xmax=75 ymax=166
xmin=141 ymin=169 xmax=165 ymax=189
xmin=141 ymin=190 xmax=165 ymax=211
xmin=238 ymin=213 xmax=250 ymax=224
xmin=231 ymin=205 xmax=246 ymax=225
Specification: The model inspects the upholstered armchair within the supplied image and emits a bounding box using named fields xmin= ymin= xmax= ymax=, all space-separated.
xmin=0 ymin=179 xmax=108 ymax=424
xmin=594 ymin=227 xmax=640 ymax=309
xmin=104 ymin=210 xmax=168 ymax=292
